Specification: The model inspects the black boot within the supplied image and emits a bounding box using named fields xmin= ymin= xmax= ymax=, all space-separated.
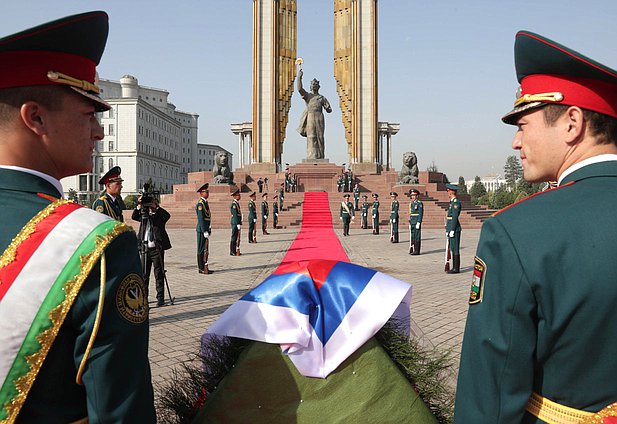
xmin=448 ymin=255 xmax=460 ymax=273
xmin=198 ymin=254 xmax=205 ymax=273
xmin=413 ymin=240 xmax=421 ymax=255
xmin=230 ymin=241 xmax=236 ymax=256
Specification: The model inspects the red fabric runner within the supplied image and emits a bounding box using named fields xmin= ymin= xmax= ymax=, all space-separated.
xmin=275 ymin=192 xmax=348 ymax=272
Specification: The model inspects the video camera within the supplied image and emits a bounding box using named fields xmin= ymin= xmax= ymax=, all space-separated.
xmin=139 ymin=183 xmax=159 ymax=217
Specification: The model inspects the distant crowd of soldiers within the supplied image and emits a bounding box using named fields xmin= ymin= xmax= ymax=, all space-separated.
xmin=339 ymin=181 xmax=463 ymax=274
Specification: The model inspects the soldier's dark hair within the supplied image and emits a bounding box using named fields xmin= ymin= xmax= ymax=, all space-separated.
xmin=542 ymin=104 xmax=617 ymax=146
xmin=0 ymin=86 xmax=65 ymax=123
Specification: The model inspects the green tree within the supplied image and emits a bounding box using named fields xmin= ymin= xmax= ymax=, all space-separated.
xmin=67 ymin=188 xmax=77 ymax=202
xmin=469 ymin=176 xmax=487 ymax=205
xmin=457 ymin=176 xmax=468 ymax=194
xmin=124 ymin=194 xmax=139 ymax=210
xmin=492 ymin=185 xmax=515 ymax=209
xmin=504 ymin=155 xmax=523 ymax=189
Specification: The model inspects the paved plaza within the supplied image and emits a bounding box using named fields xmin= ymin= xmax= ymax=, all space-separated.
xmin=148 ymin=224 xmax=480 ymax=399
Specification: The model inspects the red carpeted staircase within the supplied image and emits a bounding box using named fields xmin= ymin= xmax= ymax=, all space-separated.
xmin=277 ymin=192 xmax=348 ymax=268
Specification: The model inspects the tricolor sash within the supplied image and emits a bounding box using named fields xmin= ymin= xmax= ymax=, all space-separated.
xmin=0 ymin=200 xmax=132 ymax=423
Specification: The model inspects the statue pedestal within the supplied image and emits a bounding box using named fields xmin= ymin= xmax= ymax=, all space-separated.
xmin=209 ymin=183 xmax=239 ymax=194
xmin=289 ymin=162 xmax=343 ymax=192
xmin=392 ymin=184 xmax=428 ymax=198
xmin=301 ymin=158 xmax=330 ymax=164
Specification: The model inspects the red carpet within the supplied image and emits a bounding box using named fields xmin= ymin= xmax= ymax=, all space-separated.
xmin=276 ymin=192 xmax=348 ymax=271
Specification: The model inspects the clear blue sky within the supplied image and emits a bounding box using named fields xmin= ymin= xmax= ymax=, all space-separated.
xmin=3 ymin=1 xmax=617 ymax=181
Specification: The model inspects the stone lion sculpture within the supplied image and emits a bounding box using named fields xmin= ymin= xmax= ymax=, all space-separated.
xmin=212 ymin=151 xmax=234 ymax=184
xmin=398 ymin=151 xmax=419 ymax=184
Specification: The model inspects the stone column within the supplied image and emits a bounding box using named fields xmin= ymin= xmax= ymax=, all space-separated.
xmin=238 ymin=133 xmax=244 ymax=169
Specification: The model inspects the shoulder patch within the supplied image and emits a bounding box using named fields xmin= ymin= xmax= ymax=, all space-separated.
xmin=198 ymin=205 xmax=202 ymax=210
xmin=469 ymin=257 xmax=487 ymax=305
xmin=95 ymin=205 xmax=104 ymax=213
xmin=116 ymin=273 xmax=149 ymax=323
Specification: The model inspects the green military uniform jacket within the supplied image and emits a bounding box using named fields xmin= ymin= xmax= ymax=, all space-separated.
xmin=248 ymin=199 xmax=257 ymax=223
xmin=445 ymin=197 xmax=461 ymax=233
xmin=196 ymin=197 xmax=211 ymax=234
xmin=409 ymin=199 xmax=424 ymax=226
xmin=92 ymin=193 xmax=124 ymax=222
xmin=456 ymin=160 xmax=617 ymax=423
xmin=339 ymin=201 xmax=354 ymax=219
xmin=353 ymin=187 xmax=360 ymax=209
xmin=372 ymin=200 xmax=380 ymax=222
xmin=0 ymin=168 xmax=155 ymax=423
xmin=390 ymin=200 xmax=399 ymax=222
xmin=261 ymin=200 xmax=269 ymax=223
xmin=231 ymin=199 xmax=242 ymax=226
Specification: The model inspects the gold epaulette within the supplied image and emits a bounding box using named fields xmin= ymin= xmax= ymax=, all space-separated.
xmin=526 ymin=392 xmax=617 ymax=423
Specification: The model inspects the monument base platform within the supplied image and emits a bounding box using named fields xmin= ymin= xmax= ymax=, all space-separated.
xmin=208 ymin=183 xmax=239 ymax=194
xmin=289 ymin=162 xmax=343 ymax=192
xmin=301 ymin=158 xmax=330 ymax=164
xmin=351 ymin=162 xmax=380 ymax=174
xmin=246 ymin=163 xmax=278 ymax=174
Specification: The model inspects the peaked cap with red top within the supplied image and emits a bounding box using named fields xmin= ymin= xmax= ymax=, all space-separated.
xmin=502 ymin=31 xmax=617 ymax=125
xmin=0 ymin=11 xmax=111 ymax=111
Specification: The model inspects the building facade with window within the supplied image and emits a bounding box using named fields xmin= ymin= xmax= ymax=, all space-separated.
xmin=61 ymin=75 xmax=232 ymax=203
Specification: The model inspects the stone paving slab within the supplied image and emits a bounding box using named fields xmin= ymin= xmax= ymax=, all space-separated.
xmin=149 ymin=224 xmax=480 ymax=399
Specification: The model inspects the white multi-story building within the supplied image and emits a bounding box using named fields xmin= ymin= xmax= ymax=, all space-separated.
xmin=465 ymin=174 xmax=508 ymax=193
xmin=61 ymin=75 xmax=232 ymax=203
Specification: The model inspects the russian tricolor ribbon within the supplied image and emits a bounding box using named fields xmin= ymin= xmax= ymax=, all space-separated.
xmin=204 ymin=259 xmax=412 ymax=378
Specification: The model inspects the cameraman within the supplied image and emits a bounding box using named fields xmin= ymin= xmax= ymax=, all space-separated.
xmin=132 ymin=196 xmax=171 ymax=307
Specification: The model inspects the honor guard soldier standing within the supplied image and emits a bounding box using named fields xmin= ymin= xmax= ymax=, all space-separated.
xmin=92 ymin=165 xmax=124 ymax=221
xmin=248 ymin=191 xmax=257 ymax=243
xmin=353 ymin=183 xmax=360 ymax=211
xmin=339 ymin=193 xmax=355 ymax=236
xmin=389 ymin=192 xmax=400 ymax=243
xmin=360 ymin=195 xmax=369 ymax=229
xmin=272 ymin=194 xmax=279 ymax=228
xmin=372 ymin=193 xmax=380 ymax=234
xmin=0 ymin=11 xmax=155 ymax=422
xmin=278 ymin=183 xmax=285 ymax=210
xmin=230 ymin=189 xmax=242 ymax=256
xmin=456 ymin=32 xmax=617 ymax=423
xmin=261 ymin=192 xmax=270 ymax=234
xmin=196 ymin=183 xmax=213 ymax=274
xmin=408 ymin=189 xmax=423 ymax=255
xmin=445 ymin=183 xmax=461 ymax=273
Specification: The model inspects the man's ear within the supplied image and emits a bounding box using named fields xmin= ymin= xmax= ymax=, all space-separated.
xmin=19 ymin=102 xmax=49 ymax=136
xmin=563 ymin=106 xmax=585 ymax=144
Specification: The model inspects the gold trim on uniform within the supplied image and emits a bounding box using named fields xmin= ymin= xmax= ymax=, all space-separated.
xmin=95 ymin=205 xmax=104 ymax=213
xmin=115 ymin=273 xmax=148 ymax=324
xmin=2 ymin=218 xmax=132 ymax=423
xmin=0 ymin=200 xmax=73 ymax=274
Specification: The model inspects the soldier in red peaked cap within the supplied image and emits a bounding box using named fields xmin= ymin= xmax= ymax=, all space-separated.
xmin=0 ymin=12 xmax=155 ymax=422
xmin=456 ymin=31 xmax=617 ymax=423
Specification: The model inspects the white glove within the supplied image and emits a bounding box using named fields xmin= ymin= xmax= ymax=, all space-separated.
xmin=372 ymin=215 xmax=376 ymax=219
xmin=253 ymin=219 xmax=257 ymax=223
xmin=203 ymin=232 xmax=209 ymax=239
xmin=340 ymin=217 xmax=343 ymax=220
xmin=264 ymin=215 xmax=268 ymax=219
xmin=449 ymin=230 xmax=454 ymax=238
xmin=392 ymin=219 xmax=396 ymax=224
xmin=237 ymin=224 xmax=241 ymax=229
xmin=275 ymin=213 xmax=278 ymax=217
xmin=416 ymin=223 xmax=421 ymax=230
xmin=352 ymin=216 xmax=355 ymax=220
